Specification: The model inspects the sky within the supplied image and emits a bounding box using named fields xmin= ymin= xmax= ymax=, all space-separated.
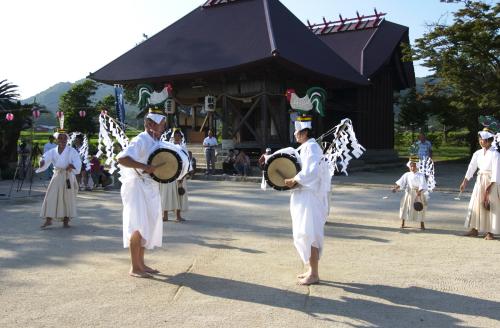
xmin=2 ymin=0 xmax=471 ymax=99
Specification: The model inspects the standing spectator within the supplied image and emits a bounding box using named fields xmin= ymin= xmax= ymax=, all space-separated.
xmin=89 ymin=153 xmax=104 ymax=189
xmin=203 ymin=129 xmax=218 ymax=175
xmin=416 ymin=133 xmax=432 ymax=160
xmin=223 ymin=149 xmax=237 ymax=175
xmin=234 ymin=149 xmax=251 ymax=177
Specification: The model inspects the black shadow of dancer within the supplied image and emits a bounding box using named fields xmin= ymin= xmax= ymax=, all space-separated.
xmin=152 ymin=272 xmax=470 ymax=327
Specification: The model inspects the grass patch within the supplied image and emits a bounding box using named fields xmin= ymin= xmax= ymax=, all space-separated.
xmin=395 ymin=145 xmax=470 ymax=162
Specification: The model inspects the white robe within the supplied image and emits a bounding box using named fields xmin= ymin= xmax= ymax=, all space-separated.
xmin=290 ymin=138 xmax=331 ymax=264
xmin=117 ymin=132 xmax=163 ymax=250
xmin=37 ymin=146 xmax=82 ymax=220
xmin=464 ymin=147 xmax=500 ymax=233
xmin=395 ymin=171 xmax=428 ymax=222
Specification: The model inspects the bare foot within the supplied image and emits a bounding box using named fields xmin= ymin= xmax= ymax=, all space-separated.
xmin=41 ymin=218 xmax=52 ymax=229
xmin=297 ymin=275 xmax=319 ymax=286
xmin=400 ymin=225 xmax=407 ymax=229
xmin=175 ymin=217 xmax=186 ymax=222
xmin=63 ymin=217 xmax=70 ymax=228
xmin=420 ymin=222 xmax=426 ymax=230
xmin=464 ymin=228 xmax=478 ymax=237
xmin=297 ymin=270 xmax=311 ymax=279
xmin=129 ymin=270 xmax=152 ymax=278
xmin=484 ymin=233 xmax=495 ymax=240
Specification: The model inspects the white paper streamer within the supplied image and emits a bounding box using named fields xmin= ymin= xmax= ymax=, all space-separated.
xmin=321 ymin=118 xmax=366 ymax=176
xmin=97 ymin=113 xmax=130 ymax=174
xmin=68 ymin=132 xmax=90 ymax=172
xmin=417 ymin=157 xmax=436 ymax=192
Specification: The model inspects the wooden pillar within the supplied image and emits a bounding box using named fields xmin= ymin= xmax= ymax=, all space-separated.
xmin=222 ymin=95 xmax=229 ymax=139
xmin=261 ymin=94 xmax=268 ymax=149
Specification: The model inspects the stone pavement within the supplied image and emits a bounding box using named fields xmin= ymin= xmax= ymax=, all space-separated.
xmin=0 ymin=162 xmax=499 ymax=327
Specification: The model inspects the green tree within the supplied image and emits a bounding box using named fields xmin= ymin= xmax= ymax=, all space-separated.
xmin=396 ymin=88 xmax=429 ymax=137
xmin=95 ymin=94 xmax=116 ymax=117
xmin=59 ymin=80 xmax=98 ymax=135
xmin=0 ymin=79 xmax=35 ymax=173
xmin=410 ymin=1 xmax=500 ymax=154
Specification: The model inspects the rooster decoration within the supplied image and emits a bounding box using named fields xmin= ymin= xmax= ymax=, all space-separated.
xmin=286 ymin=87 xmax=327 ymax=117
xmin=137 ymin=83 xmax=173 ymax=113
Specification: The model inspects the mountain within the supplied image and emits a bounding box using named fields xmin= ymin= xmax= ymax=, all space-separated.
xmin=21 ymin=79 xmax=139 ymax=125
xmin=22 ymin=79 xmax=116 ymax=113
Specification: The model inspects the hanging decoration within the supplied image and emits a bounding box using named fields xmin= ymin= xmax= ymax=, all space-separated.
xmin=68 ymin=132 xmax=91 ymax=172
xmin=319 ymin=118 xmax=366 ymax=176
xmin=204 ymin=95 xmax=216 ymax=112
xmin=32 ymin=106 xmax=41 ymax=119
xmin=79 ymin=110 xmax=86 ymax=118
xmin=96 ymin=111 xmax=130 ymax=174
xmin=56 ymin=111 xmax=64 ymax=130
xmin=165 ymin=98 xmax=176 ymax=114
xmin=114 ymin=84 xmax=126 ymax=130
xmin=137 ymin=83 xmax=173 ymax=112
xmin=6 ymin=113 xmax=14 ymax=121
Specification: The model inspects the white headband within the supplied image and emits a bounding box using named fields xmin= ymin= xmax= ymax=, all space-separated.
xmin=294 ymin=120 xmax=312 ymax=133
xmin=146 ymin=113 xmax=166 ymax=124
xmin=478 ymin=131 xmax=494 ymax=139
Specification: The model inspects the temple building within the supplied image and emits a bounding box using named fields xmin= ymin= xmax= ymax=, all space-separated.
xmin=89 ymin=0 xmax=415 ymax=159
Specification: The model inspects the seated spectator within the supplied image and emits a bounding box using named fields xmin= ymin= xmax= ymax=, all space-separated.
xmin=234 ymin=149 xmax=251 ymax=177
xmin=223 ymin=149 xmax=238 ymax=175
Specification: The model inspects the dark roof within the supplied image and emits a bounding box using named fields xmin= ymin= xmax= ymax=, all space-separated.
xmin=89 ymin=0 xmax=367 ymax=86
xmin=313 ymin=19 xmax=415 ymax=88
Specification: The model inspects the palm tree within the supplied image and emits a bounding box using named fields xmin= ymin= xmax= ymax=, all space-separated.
xmin=0 ymin=79 xmax=20 ymax=109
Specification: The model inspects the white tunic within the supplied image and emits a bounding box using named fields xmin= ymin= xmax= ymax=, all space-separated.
xmin=290 ymin=138 xmax=331 ymax=264
xmin=117 ymin=132 xmax=163 ymax=250
xmin=37 ymin=146 xmax=82 ymax=219
xmin=395 ymin=171 xmax=428 ymax=221
xmin=464 ymin=147 xmax=500 ymax=233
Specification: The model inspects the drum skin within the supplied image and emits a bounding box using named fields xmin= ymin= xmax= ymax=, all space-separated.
xmin=147 ymin=148 xmax=183 ymax=183
xmin=264 ymin=153 xmax=301 ymax=191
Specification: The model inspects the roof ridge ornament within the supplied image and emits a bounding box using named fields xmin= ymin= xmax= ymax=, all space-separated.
xmin=308 ymin=8 xmax=386 ymax=35
xmin=202 ymin=0 xmax=247 ymax=8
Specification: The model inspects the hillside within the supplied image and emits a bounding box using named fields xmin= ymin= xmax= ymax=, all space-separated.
xmin=21 ymin=79 xmax=139 ymax=125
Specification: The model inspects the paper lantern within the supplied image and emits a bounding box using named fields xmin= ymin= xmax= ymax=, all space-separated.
xmin=205 ymin=95 xmax=216 ymax=112
xmin=6 ymin=113 xmax=14 ymax=121
xmin=32 ymin=107 xmax=41 ymax=119
xmin=79 ymin=110 xmax=86 ymax=118
xmin=165 ymin=99 xmax=176 ymax=114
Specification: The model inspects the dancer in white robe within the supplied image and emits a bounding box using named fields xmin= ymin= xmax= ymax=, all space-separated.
xmin=392 ymin=159 xmax=428 ymax=229
xmin=117 ymin=110 xmax=166 ymax=278
xmin=284 ymin=117 xmax=331 ymax=285
xmin=37 ymin=130 xmax=82 ymax=229
xmin=460 ymin=129 xmax=500 ymax=240
xmin=160 ymin=129 xmax=189 ymax=222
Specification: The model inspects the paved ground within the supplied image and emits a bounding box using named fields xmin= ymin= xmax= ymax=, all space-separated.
xmin=1 ymin=163 xmax=499 ymax=327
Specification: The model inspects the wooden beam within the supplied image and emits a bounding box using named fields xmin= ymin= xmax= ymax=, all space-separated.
xmin=230 ymin=101 xmax=260 ymax=141
xmin=231 ymin=97 xmax=261 ymax=137
xmin=266 ymin=96 xmax=284 ymax=143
